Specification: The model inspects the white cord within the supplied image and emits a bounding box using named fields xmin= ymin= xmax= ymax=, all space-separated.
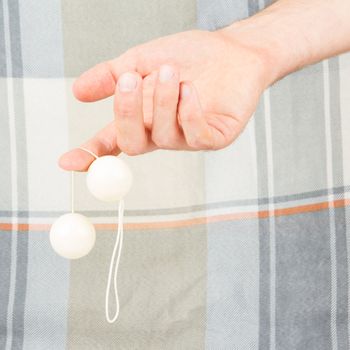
xmin=78 ymin=146 xmax=125 ymax=323
xmin=71 ymin=171 xmax=75 ymax=213
xmin=105 ymin=199 xmax=125 ymax=323
xmin=78 ymin=146 xmax=98 ymax=159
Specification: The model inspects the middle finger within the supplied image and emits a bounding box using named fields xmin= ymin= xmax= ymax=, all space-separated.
xmin=115 ymin=71 xmax=150 ymax=155
xmin=151 ymin=64 xmax=183 ymax=149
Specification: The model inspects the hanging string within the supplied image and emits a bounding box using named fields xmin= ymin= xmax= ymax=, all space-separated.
xmin=78 ymin=146 xmax=125 ymax=323
xmin=71 ymin=171 xmax=75 ymax=213
xmin=105 ymin=199 xmax=125 ymax=323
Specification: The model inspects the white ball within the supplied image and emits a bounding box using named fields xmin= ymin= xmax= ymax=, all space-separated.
xmin=86 ymin=156 xmax=133 ymax=202
xmin=50 ymin=213 xmax=96 ymax=259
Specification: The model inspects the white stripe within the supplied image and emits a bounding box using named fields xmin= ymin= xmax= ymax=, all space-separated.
xmin=3 ymin=1 xmax=18 ymax=350
xmin=263 ymin=88 xmax=276 ymax=350
xmin=323 ymin=59 xmax=338 ymax=350
xmin=247 ymin=117 xmax=259 ymax=200
xmin=248 ymin=114 xmax=260 ymax=348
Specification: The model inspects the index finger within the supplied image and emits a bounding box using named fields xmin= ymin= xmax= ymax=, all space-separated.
xmin=73 ymin=53 xmax=138 ymax=103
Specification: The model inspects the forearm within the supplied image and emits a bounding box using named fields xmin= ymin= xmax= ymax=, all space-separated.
xmin=220 ymin=0 xmax=350 ymax=85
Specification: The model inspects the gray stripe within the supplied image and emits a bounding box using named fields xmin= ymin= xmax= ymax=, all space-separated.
xmin=20 ymin=1 xmax=70 ymax=347
xmin=269 ymin=17 xmax=330 ymax=349
xmin=1 ymin=185 xmax=349 ymax=218
xmin=271 ymin=61 xmax=331 ymax=347
xmin=10 ymin=64 xmax=28 ymax=350
xmin=247 ymin=0 xmax=259 ymax=16
xmin=206 ymin=219 xmax=259 ymax=348
xmin=7 ymin=0 xmax=21 ymax=77
xmin=23 ymin=232 xmax=70 ymax=350
xmin=7 ymin=1 xmax=28 ymax=349
xmin=0 ymin=11 xmax=11 ymax=212
xmin=197 ymin=1 xmax=260 ymax=347
xmin=335 ymin=207 xmax=349 ymax=350
xmin=0 ymin=0 xmax=6 ymax=76
xmin=0 ymin=2 xmax=11 ymax=348
xmin=250 ymin=2 xmax=275 ymax=345
xmin=0 ymin=233 xmax=12 ymax=350
xmin=18 ymin=0 xmax=64 ymax=77
xmin=270 ymin=64 xmax=328 ymax=197
xmin=253 ymin=91 xmax=271 ymax=348
xmin=197 ymin=0 xmax=248 ymax=31
xmin=329 ymin=57 xmax=349 ymax=349
xmin=258 ymin=219 xmax=271 ymax=350
xmin=275 ymin=211 xmax=332 ymax=349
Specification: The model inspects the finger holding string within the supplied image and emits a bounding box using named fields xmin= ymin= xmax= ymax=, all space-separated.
xmin=59 ymin=70 xmax=159 ymax=171
xmin=59 ymin=120 xmax=121 ymax=172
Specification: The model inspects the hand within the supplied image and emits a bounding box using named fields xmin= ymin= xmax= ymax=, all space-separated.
xmin=59 ymin=29 xmax=272 ymax=171
xmin=59 ymin=0 xmax=350 ymax=171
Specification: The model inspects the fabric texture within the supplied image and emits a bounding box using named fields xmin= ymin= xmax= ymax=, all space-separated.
xmin=1 ymin=0 xmax=350 ymax=349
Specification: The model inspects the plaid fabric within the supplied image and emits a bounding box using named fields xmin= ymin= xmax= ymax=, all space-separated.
xmin=1 ymin=0 xmax=350 ymax=349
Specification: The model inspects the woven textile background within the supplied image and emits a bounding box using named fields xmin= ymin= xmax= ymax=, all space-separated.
xmin=1 ymin=0 xmax=350 ymax=349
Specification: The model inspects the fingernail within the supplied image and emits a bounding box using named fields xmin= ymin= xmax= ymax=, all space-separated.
xmin=181 ymin=84 xmax=191 ymax=99
xmin=118 ymin=73 xmax=137 ymax=92
xmin=159 ymin=65 xmax=174 ymax=83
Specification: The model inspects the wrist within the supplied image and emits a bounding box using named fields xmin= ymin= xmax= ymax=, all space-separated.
xmin=218 ymin=13 xmax=310 ymax=87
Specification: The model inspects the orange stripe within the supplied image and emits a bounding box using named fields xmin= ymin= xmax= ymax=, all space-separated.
xmin=1 ymin=198 xmax=349 ymax=232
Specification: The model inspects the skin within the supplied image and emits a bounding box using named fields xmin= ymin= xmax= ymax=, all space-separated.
xmin=59 ymin=0 xmax=350 ymax=171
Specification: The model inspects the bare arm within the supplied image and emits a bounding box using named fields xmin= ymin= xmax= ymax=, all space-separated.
xmin=222 ymin=0 xmax=350 ymax=83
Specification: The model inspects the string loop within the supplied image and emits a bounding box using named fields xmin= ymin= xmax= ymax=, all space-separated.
xmin=105 ymin=199 xmax=125 ymax=323
xmin=76 ymin=146 xmax=125 ymax=323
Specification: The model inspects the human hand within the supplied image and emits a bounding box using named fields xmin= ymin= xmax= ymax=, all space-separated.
xmin=59 ymin=29 xmax=272 ymax=171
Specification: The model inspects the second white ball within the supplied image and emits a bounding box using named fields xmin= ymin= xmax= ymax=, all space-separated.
xmin=50 ymin=213 xmax=96 ymax=259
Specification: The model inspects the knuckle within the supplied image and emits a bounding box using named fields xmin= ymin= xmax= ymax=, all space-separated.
xmin=152 ymin=130 xmax=179 ymax=149
xmin=124 ymin=149 xmax=140 ymax=156
xmin=118 ymin=141 xmax=145 ymax=156
xmin=155 ymin=93 xmax=172 ymax=109
xmin=121 ymin=145 xmax=143 ymax=156
xmin=152 ymin=136 xmax=169 ymax=149
xmin=117 ymin=103 xmax=134 ymax=118
xmin=122 ymin=47 xmax=139 ymax=67
xmin=187 ymin=138 xmax=199 ymax=149
xmin=187 ymin=135 xmax=212 ymax=150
